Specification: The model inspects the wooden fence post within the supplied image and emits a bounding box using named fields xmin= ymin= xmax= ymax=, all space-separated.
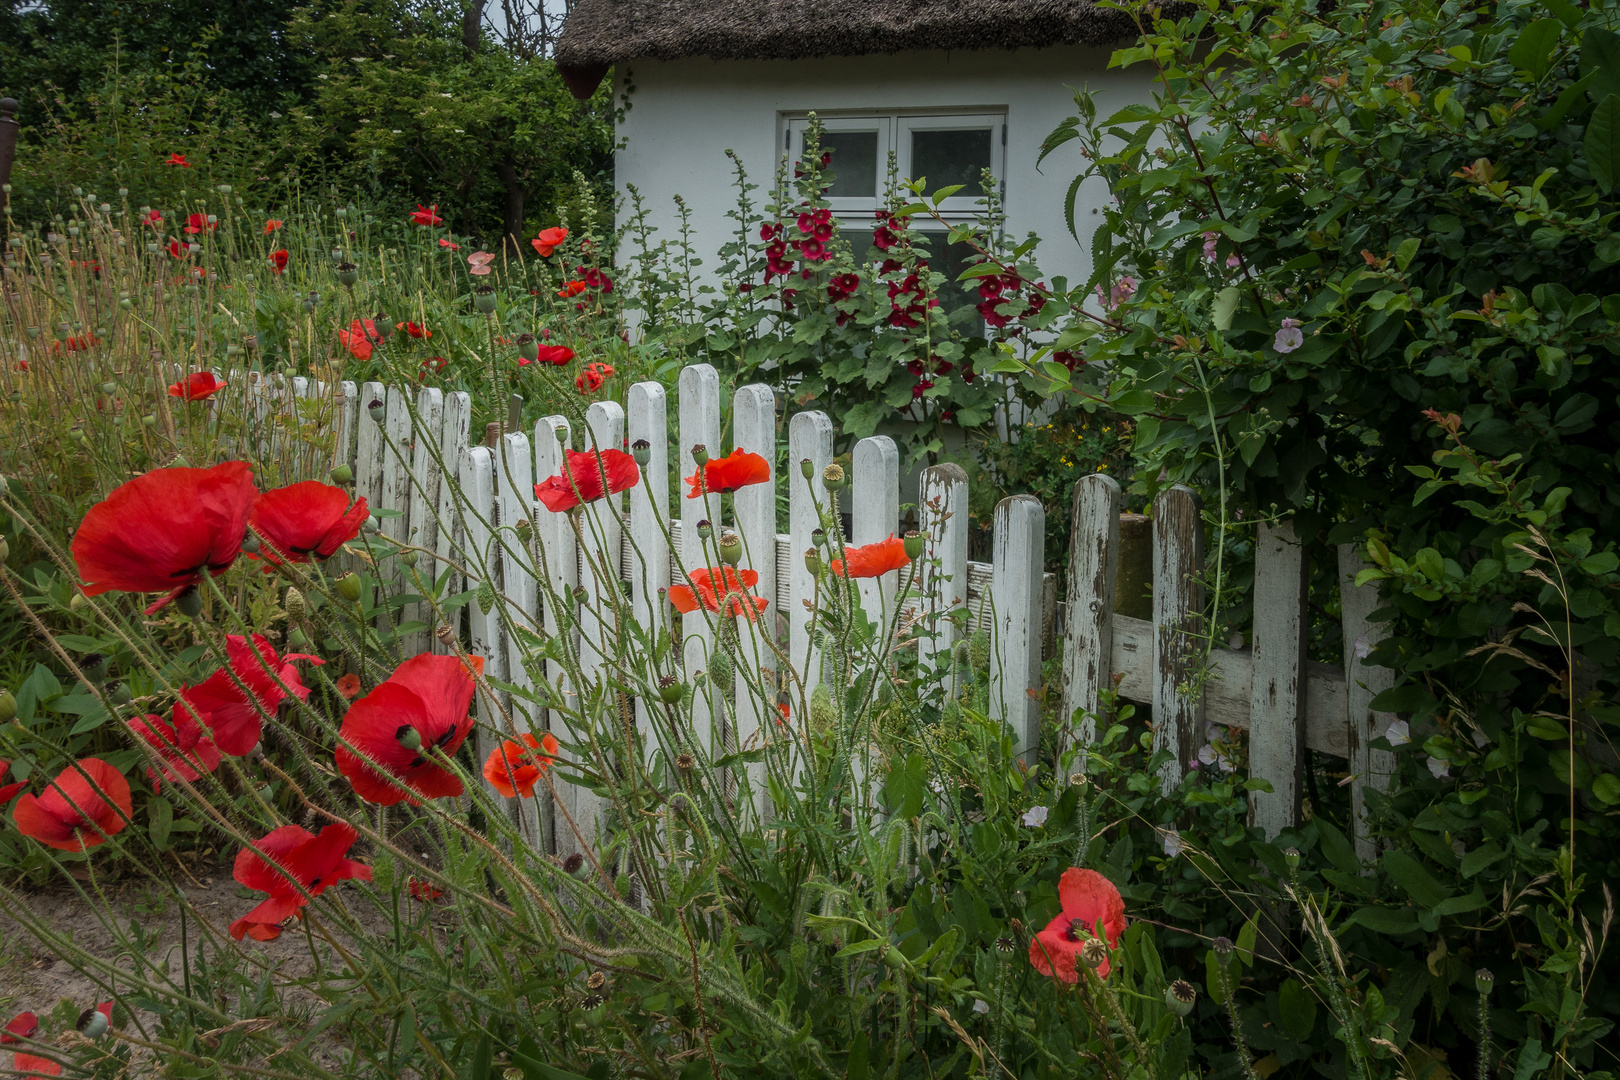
xmin=917 ymin=464 xmax=969 ymax=698
xmin=626 ymin=381 xmax=669 ymax=751
xmin=1248 ymin=520 xmax=1308 ymax=838
xmin=992 ymin=495 xmax=1045 ymax=764
xmin=1060 ymin=474 xmax=1120 ymax=770
xmin=678 ymin=365 xmax=723 ymax=768
xmin=460 ymin=444 xmax=507 ymax=791
xmin=1339 ymin=544 xmax=1395 ymax=865
xmin=851 ymin=436 xmax=900 ymax=617
xmin=1152 ymin=486 xmax=1204 ymax=793
xmin=732 ymin=384 xmax=777 ymax=816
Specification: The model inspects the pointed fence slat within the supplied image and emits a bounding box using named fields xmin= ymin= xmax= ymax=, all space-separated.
xmin=1152 ymin=486 xmax=1205 ymax=794
xmin=1339 ymin=544 xmax=1395 ymax=865
xmin=335 ymin=381 xmax=358 ymax=477
xmin=917 ymin=464 xmax=969 ymax=698
xmin=432 ymin=391 xmax=472 ymax=653
xmin=1060 ymin=473 xmax=1120 ymax=769
xmin=355 ymin=382 xmax=386 ymax=522
xmin=851 ymin=436 xmax=900 ymax=619
xmin=678 ymin=365 xmax=723 ymax=765
xmin=496 ymin=430 xmax=544 ymax=851
xmin=401 ymin=388 xmax=444 ymax=657
xmin=731 ymin=383 xmax=777 ymax=814
xmin=1248 ymin=520 xmax=1308 ymax=839
xmin=788 ymin=411 xmax=834 ymax=694
xmin=533 ymin=415 xmax=580 ymax=855
xmin=991 ymin=495 xmax=1045 ymax=764
xmin=627 ymin=382 xmax=670 ymax=751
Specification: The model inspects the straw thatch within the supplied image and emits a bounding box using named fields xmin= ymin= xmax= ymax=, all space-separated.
xmin=554 ymin=0 xmax=1148 ymax=97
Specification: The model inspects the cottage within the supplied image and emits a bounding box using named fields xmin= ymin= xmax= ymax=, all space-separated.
xmin=555 ymin=0 xmax=1159 ymax=298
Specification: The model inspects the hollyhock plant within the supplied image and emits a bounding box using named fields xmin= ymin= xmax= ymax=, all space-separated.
xmin=249 ymin=481 xmax=369 ymax=564
xmin=182 ymin=634 xmax=323 ymax=756
xmin=164 ymin=152 xmax=191 ymax=167
xmin=686 ymin=448 xmax=770 ymax=498
xmin=338 ymin=318 xmax=380 ymax=361
xmin=830 ymin=536 xmax=912 ymax=578
xmin=129 ymin=710 xmax=221 ymax=793
xmin=535 ymin=448 xmax=639 ymax=513
xmin=1028 ymin=868 xmax=1127 ymax=982
xmin=483 ymin=731 xmax=561 ymax=798
xmin=168 ymin=371 xmax=225 ymax=400
xmin=71 ymin=461 xmax=256 ymax=613
xmin=668 ymin=566 xmax=769 ymax=620
xmin=11 ymin=759 xmax=131 ymax=852
xmin=468 ymin=252 xmax=495 ymax=276
xmin=532 ymin=226 xmax=568 ymax=256
xmin=409 ymin=204 xmax=443 ymax=226
xmin=268 ymin=250 xmax=289 ymax=275
xmin=229 ymin=822 xmax=371 ymax=941
xmin=335 ymin=653 xmax=483 ymax=805
xmin=0 ymin=761 xmax=23 ymax=808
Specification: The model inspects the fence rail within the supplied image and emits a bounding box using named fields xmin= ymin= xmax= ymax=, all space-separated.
xmin=241 ymin=365 xmax=1395 ymax=862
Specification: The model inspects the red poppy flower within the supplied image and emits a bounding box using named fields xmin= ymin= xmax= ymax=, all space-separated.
xmin=164 ymin=153 xmax=191 ymax=167
xmin=668 ymin=566 xmax=769 ymax=620
xmin=249 ymin=481 xmax=368 ymax=564
xmin=438 ymin=238 xmax=461 ymax=251
xmin=167 ymin=239 xmax=187 ymax=259
xmin=184 ymin=213 xmax=214 ymax=235
xmin=335 ymin=653 xmax=483 ymax=806
xmin=536 ymin=344 xmax=574 ymax=365
xmin=2 ymin=1011 xmax=38 ymax=1044
xmin=685 ymin=448 xmax=771 ymax=499
xmin=409 ymin=204 xmax=443 ymax=226
xmin=830 ymin=536 xmax=911 ymax=579
xmin=229 ymin=822 xmax=371 ymax=941
xmin=0 ymin=761 xmax=23 ymax=808
xmin=129 ymin=710 xmax=221 ymax=793
xmin=534 ymin=448 xmax=639 ymax=513
xmin=419 ymin=356 xmax=448 ymax=381
xmin=396 ymin=321 xmax=430 ymax=339
xmin=264 ymin=219 xmax=283 ymax=234
xmin=71 ymin=461 xmax=256 ymax=613
xmin=14 ymin=1053 xmax=61 ymax=1078
xmin=181 ymin=634 xmax=323 ymax=757
xmin=11 ymin=759 xmax=131 ymax=852
xmin=268 ymin=250 xmax=289 ymax=275
xmin=168 ymin=371 xmax=225 ymax=400
xmin=531 ymin=227 xmax=568 ymax=257
xmin=336 ymin=318 xmax=377 ymax=361
xmin=336 ymin=673 xmax=362 ymax=700
xmin=575 ymin=361 xmax=614 ymax=394
xmin=1029 ymin=868 xmax=1127 ymax=982
xmin=557 ymin=280 xmax=587 ymax=298
xmin=482 ymin=731 xmax=560 ymax=798
xmin=144 ymin=209 xmax=163 ymax=227
xmin=408 ymin=876 xmax=445 ymax=902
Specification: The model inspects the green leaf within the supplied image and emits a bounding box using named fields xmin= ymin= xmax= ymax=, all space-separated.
xmin=1460 ymin=842 xmax=1507 ymax=878
xmin=1583 ymin=29 xmax=1620 ymax=102
xmin=1344 ymin=905 xmax=1421 ymax=935
xmin=1315 ymin=817 xmax=1360 ymax=874
xmin=1508 ymin=19 xmax=1562 ymax=80
xmin=1585 ymin=94 xmax=1620 ymax=193
xmin=1541 ymin=0 xmax=1582 ymax=30
xmin=1592 ymin=772 xmax=1620 ymax=805
xmin=847 ymin=1031 xmax=869 ymax=1080
xmin=468 ymin=1034 xmax=492 ymax=1080
xmin=1394 ymin=237 xmax=1421 ymax=270
xmin=1382 ymin=849 xmax=1452 ymax=908
xmin=1212 ymin=286 xmax=1240 ymax=331
xmin=1513 ymin=1038 xmax=1552 ymax=1080
xmin=148 ymin=796 xmax=174 ymax=852
xmin=930 ymin=184 xmax=965 ymax=205
xmin=1278 ymin=978 xmax=1318 ymax=1040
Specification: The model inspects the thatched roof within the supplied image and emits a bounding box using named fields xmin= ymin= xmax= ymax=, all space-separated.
xmin=554 ymin=0 xmax=1148 ymax=98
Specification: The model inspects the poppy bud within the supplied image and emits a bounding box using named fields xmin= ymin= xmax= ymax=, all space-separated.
xmin=396 ymin=725 xmax=423 ymax=751
xmin=77 ymin=1007 xmax=109 ymax=1039
xmin=241 ymin=533 xmax=260 ymax=553
xmin=476 ymin=579 xmax=496 ymax=613
xmin=903 ymin=530 xmax=924 ymax=559
xmin=142 ymin=414 xmax=156 ymax=426
xmin=1212 ymin=936 xmax=1234 ymax=956
xmin=335 ymin=573 xmax=363 ymax=602
xmin=25 ymin=326 xmax=40 ymax=337
xmin=696 ymin=519 xmax=712 ymax=541
xmin=657 ymin=676 xmax=684 ymax=704
xmin=286 ymin=587 xmax=306 ymax=618
xmin=368 ymin=399 xmax=386 ymax=423
xmin=336 ymin=262 xmax=358 ymax=286
xmin=822 ymin=463 xmax=846 ymax=491
xmin=474 ymin=285 xmax=498 ymax=313
xmin=805 ymin=547 xmax=822 ymax=575
xmin=1476 ymin=969 xmax=1494 ymax=996
xmin=175 ymin=588 xmax=203 ymax=618
xmin=119 ymin=188 xmax=129 ymax=197
xmin=718 ymin=531 xmax=742 ymax=566
xmin=800 ymin=457 xmax=815 ymax=480
xmin=1166 ymin=980 xmax=1197 ymax=1017
xmin=631 ymin=439 xmax=651 ymax=466
xmin=68 ymin=591 xmax=88 ymax=612
xmin=690 ymin=444 xmax=709 ymax=467
xmin=809 ymin=684 xmax=835 ymax=729
xmin=120 ymin=297 xmax=133 ymax=309
xmin=288 ymin=627 xmax=310 ymax=649
xmin=335 ymin=208 xmax=348 ymax=219
xmin=330 ymin=464 xmax=353 ymax=485
xmin=399 ymin=548 xmax=418 ymax=567
xmin=516 ymin=333 xmax=539 ymax=361
xmin=884 ymin=947 xmax=909 ymax=972
xmin=811 ymin=528 xmax=827 ymax=548
xmin=108 ymin=682 xmax=132 ymax=706
xmin=69 ymin=428 xmax=86 ymax=443
xmin=0 ymin=690 xmax=15 ymax=722
xmin=562 ymin=852 xmax=587 ymax=877
xmin=373 ymin=316 xmax=393 ymax=342
xmin=1284 ymin=847 xmax=1300 ymax=869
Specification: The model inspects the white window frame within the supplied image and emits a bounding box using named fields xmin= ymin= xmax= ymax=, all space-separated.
xmin=784 ymin=115 xmax=893 ymax=214
xmin=895 ymin=112 xmax=1005 ymax=215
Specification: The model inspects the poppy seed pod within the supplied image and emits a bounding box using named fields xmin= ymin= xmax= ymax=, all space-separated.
xmin=175 ymin=588 xmax=203 ymax=618
xmin=1476 ymin=969 xmax=1495 ymax=995
xmin=805 ymin=547 xmax=822 ymax=575
xmin=241 ymin=533 xmax=260 ymax=553
xmin=657 ymin=675 xmax=684 ymax=704
xmin=696 ymin=519 xmax=713 ymax=541
xmin=399 ymin=548 xmax=418 ymax=567
xmin=336 ymin=262 xmax=358 ymax=286
xmin=473 ymin=285 xmax=497 ymax=312
xmin=288 ymin=627 xmax=310 ymax=649
xmin=330 ymin=464 xmax=353 ymax=485
xmin=335 ymin=573 xmax=363 ymax=602
xmin=903 ymin=530 xmax=924 ymax=559
xmin=822 ymin=463 xmax=846 ymax=491
xmin=396 ymin=726 xmax=423 ymax=751
xmin=367 ymin=399 xmax=385 ymax=423
xmin=514 ymin=518 xmax=532 ymax=544
xmin=631 ymin=439 xmax=652 ymax=466
xmin=1284 ymin=847 xmax=1300 ymax=869
xmin=77 ymin=1007 xmax=109 ymax=1039
xmin=1080 ymin=938 xmax=1109 ymax=970
xmin=562 ymin=852 xmax=586 ymax=877
xmin=1212 ymin=936 xmax=1234 ymax=956
xmin=1166 ymin=980 xmax=1197 ymax=1017
xmin=108 ymin=681 xmax=132 ymax=706
xmin=0 ymin=689 xmax=15 ymax=722
xmin=99 ymin=381 xmax=117 ymax=395
xmin=718 ymin=531 xmax=742 ymax=566
xmin=800 ymin=457 xmax=815 ymax=480
xmin=142 ymin=414 xmax=156 ymax=426
xmin=373 ymin=316 xmax=393 ymax=342
xmin=811 ymin=528 xmax=827 ymax=548
xmin=516 ymin=333 xmax=539 ymax=361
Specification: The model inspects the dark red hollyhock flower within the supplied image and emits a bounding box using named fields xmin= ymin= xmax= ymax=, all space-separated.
xmin=535 ymin=448 xmax=639 ymax=513
xmin=129 ymin=709 xmax=221 ymax=793
xmin=229 ymin=822 xmax=371 ymax=941
xmin=409 ymin=204 xmax=443 ymax=226
xmin=685 ymin=448 xmax=770 ymax=498
xmin=1029 ymin=867 xmax=1127 ymax=982
xmin=249 ymin=481 xmax=368 ymax=564
xmin=11 ymin=759 xmax=131 ymax=851
xmin=164 ymin=153 xmax=191 ymax=167
xmin=182 ymin=634 xmax=323 ymax=756
xmin=668 ymin=566 xmax=769 ymax=621
xmin=169 ymin=371 xmax=226 ymax=400
xmin=71 ymin=461 xmax=256 ymax=614
xmin=578 ymin=266 xmax=614 ymax=293
xmin=335 ymin=653 xmax=483 ymax=805
xmin=911 ymin=379 xmax=935 ymax=400
xmin=830 ymin=536 xmax=912 ymax=578
xmin=827 ymin=272 xmax=860 ymax=302
xmin=0 ymin=760 xmax=23 ymax=808
xmin=268 ymin=250 xmax=289 ymax=275
xmin=2 ymin=1011 xmax=39 ymax=1044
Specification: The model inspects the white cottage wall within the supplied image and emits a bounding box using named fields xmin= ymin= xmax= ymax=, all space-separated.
xmin=613 ymin=44 xmax=1155 ymax=296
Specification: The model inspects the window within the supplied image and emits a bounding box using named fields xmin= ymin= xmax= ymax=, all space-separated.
xmin=785 ymin=111 xmax=1005 ymax=217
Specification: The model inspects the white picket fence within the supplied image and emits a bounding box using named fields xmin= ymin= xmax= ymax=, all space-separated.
xmin=240 ymin=364 xmax=1395 ymax=862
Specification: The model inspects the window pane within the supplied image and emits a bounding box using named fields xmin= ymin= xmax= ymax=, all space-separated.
xmin=917 ymin=230 xmax=985 ymax=335
xmin=910 ymin=128 xmax=993 ymax=197
xmin=821 ymin=130 xmax=880 ymax=199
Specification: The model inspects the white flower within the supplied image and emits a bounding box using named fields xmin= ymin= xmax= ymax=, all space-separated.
xmin=1384 ymin=718 xmax=1410 ymax=746
xmin=317 ymin=73 xmax=328 ymax=80
xmin=269 ymin=111 xmax=283 ymax=119
xmin=1197 ymin=743 xmax=1234 ymax=772
xmin=351 ymin=56 xmax=367 ymax=62
xmin=1354 ymin=634 xmax=1372 ymax=661
xmin=1021 ymin=805 xmax=1049 ymax=828
xmin=440 ymin=92 xmax=454 ymax=98
xmin=1426 ymin=755 xmax=1451 ymax=780
xmin=1160 ymin=828 xmax=1184 ymax=857
xmin=392 ymin=129 xmax=403 ymax=134
xmin=972 ymin=999 xmax=990 ymax=1015
xmin=1471 ymin=727 xmax=1489 ymax=748
xmin=360 ymin=119 xmax=370 ymax=124
xmin=1273 ymin=317 xmax=1304 ymax=353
